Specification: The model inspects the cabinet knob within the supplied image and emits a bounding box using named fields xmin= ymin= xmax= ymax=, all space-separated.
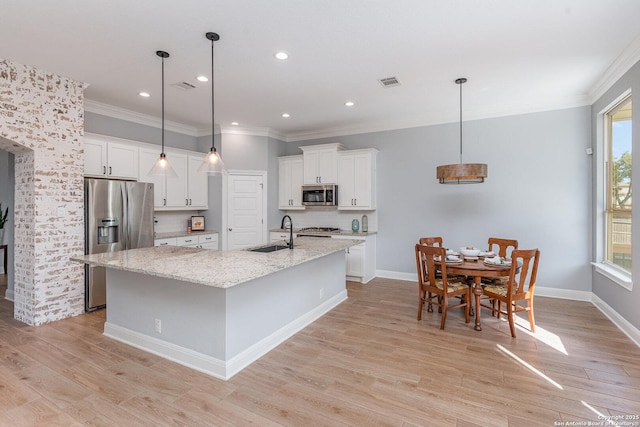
xmin=228 ymin=228 xmax=232 ymax=231
xmin=163 ymin=198 xmax=166 ymax=206
xmin=103 ymin=166 xmax=106 ymax=175
xmin=109 ymin=166 xmax=112 ymax=175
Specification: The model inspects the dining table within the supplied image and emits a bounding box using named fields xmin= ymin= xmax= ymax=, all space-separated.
xmin=437 ymin=256 xmax=519 ymax=331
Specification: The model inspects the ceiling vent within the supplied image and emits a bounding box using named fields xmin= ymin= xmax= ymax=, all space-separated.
xmin=378 ymin=76 xmax=401 ymax=88
xmin=171 ymin=81 xmax=197 ymax=91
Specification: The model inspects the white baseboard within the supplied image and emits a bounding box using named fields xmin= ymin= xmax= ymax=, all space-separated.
xmin=4 ymin=288 xmax=13 ymax=302
xmin=375 ymin=270 xmax=640 ymax=348
xmin=104 ymin=290 xmax=348 ymax=380
xmin=591 ymin=294 xmax=640 ymax=347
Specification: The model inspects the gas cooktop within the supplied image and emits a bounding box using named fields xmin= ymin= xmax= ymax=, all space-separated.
xmin=298 ymin=227 xmax=341 ymax=233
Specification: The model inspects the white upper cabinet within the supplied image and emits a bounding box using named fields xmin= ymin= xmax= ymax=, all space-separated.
xmin=278 ymin=155 xmax=305 ymax=210
xmin=187 ymin=154 xmax=208 ymax=209
xmin=301 ymin=143 xmax=344 ymax=184
xmin=84 ymin=134 xmax=138 ymax=180
xmin=337 ymin=148 xmax=378 ymax=210
xmin=137 ymin=147 xmax=208 ymax=211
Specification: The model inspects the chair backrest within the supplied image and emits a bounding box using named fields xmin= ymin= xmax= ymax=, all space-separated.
xmin=415 ymin=244 xmax=448 ymax=289
xmin=506 ymin=248 xmax=540 ymax=296
xmin=419 ymin=236 xmax=443 ymax=247
xmin=488 ymin=237 xmax=518 ymax=258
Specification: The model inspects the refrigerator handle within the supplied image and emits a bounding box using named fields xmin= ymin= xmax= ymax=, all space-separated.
xmin=121 ymin=182 xmax=130 ymax=249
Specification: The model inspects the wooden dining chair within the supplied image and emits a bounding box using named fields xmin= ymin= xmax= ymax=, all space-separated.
xmin=479 ymin=248 xmax=540 ymax=337
xmin=483 ymin=237 xmax=518 ymax=286
xmin=419 ymin=237 xmax=466 ymax=282
xmin=415 ymin=244 xmax=471 ymax=329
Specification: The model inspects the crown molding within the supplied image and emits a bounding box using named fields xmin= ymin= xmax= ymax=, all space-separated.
xmin=84 ymin=99 xmax=200 ymax=137
xmin=588 ymin=34 xmax=640 ymax=103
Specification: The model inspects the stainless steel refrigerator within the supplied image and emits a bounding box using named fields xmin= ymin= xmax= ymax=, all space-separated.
xmin=84 ymin=178 xmax=155 ymax=311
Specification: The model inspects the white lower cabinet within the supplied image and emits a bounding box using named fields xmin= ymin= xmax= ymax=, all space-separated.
xmin=269 ymin=231 xmax=297 ymax=242
xmin=332 ymin=234 xmax=376 ymax=283
xmin=154 ymin=233 xmax=218 ymax=250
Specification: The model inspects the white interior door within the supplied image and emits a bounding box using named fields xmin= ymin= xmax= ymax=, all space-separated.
xmin=227 ymin=174 xmax=265 ymax=249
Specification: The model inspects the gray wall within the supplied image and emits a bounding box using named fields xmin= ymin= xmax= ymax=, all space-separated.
xmin=85 ymin=112 xmax=201 ymax=152
xmin=591 ymin=60 xmax=640 ymax=328
xmin=292 ymin=106 xmax=592 ymax=291
xmin=0 ymin=148 xmax=15 ymax=289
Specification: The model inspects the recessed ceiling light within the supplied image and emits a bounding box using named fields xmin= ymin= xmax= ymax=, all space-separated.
xmin=274 ymin=52 xmax=289 ymax=60
xmin=196 ymin=75 xmax=209 ymax=82
xmin=231 ymin=122 xmax=239 ymax=126
xmin=139 ymin=92 xmax=150 ymax=97
xmin=345 ymin=101 xmax=355 ymax=107
xmin=281 ymin=113 xmax=291 ymax=118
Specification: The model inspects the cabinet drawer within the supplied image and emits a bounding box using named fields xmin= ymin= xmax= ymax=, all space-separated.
xmin=154 ymin=237 xmax=177 ymax=247
xmin=198 ymin=234 xmax=218 ymax=244
xmin=177 ymin=236 xmax=198 ymax=246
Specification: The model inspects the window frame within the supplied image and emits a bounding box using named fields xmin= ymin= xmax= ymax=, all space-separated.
xmin=594 ymin=89 xmax=633 ymax=290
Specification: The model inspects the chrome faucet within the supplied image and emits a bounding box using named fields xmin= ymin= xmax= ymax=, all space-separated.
xmin=281 ymin=215 xmax=293 ymax=249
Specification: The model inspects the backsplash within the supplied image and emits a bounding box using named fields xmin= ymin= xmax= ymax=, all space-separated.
xmin=280 ymin=207 xmax=377 ymax=232
xmin=154 ymin=210 xmax=204 ymax=234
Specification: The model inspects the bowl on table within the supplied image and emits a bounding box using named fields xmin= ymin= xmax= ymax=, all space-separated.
xmin=459 ymin=247 xmax=481 ymax=258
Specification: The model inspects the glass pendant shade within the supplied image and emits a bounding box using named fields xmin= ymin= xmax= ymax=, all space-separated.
xmin=198 ymin=31 xmax=228 ymax=175
xmin=149 ymin=152 xmax=178 ymax=177
xmin=148 ymin=50 xmax=177 ymax=178
xmin=198 ymin=147 xmax=228 ymax=174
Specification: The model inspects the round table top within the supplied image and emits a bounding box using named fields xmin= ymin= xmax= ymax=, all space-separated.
xmin=438 ymin=258 xmax=516 ymax=278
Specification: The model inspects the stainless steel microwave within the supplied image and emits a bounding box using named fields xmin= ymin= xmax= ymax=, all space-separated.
xmin=302 ymin=185 xmax=338 ymax=206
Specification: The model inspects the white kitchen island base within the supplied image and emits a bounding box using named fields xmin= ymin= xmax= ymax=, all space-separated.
xmin=102 ymin=250 xmax=347 ymax=380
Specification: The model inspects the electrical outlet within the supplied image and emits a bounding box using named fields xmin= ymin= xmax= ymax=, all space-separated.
xmin=154 ymin=318 xmax=162 ymax=333
xmin=319 ymin=288 xmax=324 ymax=299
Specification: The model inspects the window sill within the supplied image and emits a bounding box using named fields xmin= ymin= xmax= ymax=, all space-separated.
xmin=592 ymin=262 xmax=633 ymax=291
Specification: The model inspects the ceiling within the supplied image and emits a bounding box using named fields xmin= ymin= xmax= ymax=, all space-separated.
xmin=2 ymin=0 xmax=640 ymax=141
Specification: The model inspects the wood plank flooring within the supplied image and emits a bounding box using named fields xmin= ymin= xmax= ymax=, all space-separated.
xmin=0 ymin=275 xmax=639 ymax=426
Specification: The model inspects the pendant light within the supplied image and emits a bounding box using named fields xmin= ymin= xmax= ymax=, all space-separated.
xmin=148 ymin=50 xmax=178 ymax=178
xmin=198 ymin=32 xmax=228 ymax=175
xmin=436 ymin=78 xmax=487 ymax=184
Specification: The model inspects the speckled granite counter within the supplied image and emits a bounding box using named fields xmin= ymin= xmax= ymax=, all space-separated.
xmin=155 ymin=230 xmax=218 ymax=239
xmin=72 ymin=237 xmax=358 ymax=289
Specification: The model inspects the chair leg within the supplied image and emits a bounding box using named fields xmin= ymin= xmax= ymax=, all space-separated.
xmin=440 ymin=306 xmax=447 ymax=329
xmin=438 ymin=296 xmax=442 ymax=313
xmin=464 ymin=292 xmax=470 ymax=323
xmin=507 ymin=302 xmax=516 ymax=338
xmin=527 ymin=297 xmax=536 ymax=333
xmin=427 ymin=292 xmax=433 ymax=313
xmin=497 ymin=300 xmax=502 ymax=319
xmin=417 ymin=298 xmax=423 ymax=320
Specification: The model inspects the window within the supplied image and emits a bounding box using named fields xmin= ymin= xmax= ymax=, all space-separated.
xmin=605 ymin=96 xmax=632 ymax=272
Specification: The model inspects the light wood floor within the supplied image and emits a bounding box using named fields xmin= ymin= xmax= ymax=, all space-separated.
xmin=0 ymin=276 xmax=639 ymax=426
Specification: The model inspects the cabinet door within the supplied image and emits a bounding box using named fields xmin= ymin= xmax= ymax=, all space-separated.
xmin=353 ymin=153 xmax=372 ymax=207
xmin=318 ymin=149 xmax=338 ymax=183
xmin=107 ymin=142 xmax=138 ymax=179
xmin=187 ymin=155 xmax=208 ymax=209
xmin=337 ymin=154 xmax=355 ymax=207
xmin=303 ymin=150 xmax=320 ymax=184
xmin=290 ymin=157 xmax=305 ymax=207
xmin=164 ymin=151 xmax=189 ymax=208
xmin=84 ymin=139 xmax=107 ymax=177
xmin=138 ymin=148 xmax=167 ymax=209
xmin=346 ymin=243 xmax=365 ymax=277
xmin=279 ymin=158 xmax=293 ymax=208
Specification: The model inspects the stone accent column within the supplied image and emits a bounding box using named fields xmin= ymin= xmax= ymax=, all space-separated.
xmin=0 ymin=58 xmax=87 ymax=326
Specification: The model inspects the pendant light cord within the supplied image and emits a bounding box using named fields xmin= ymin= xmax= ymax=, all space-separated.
xmin=459 ymin=79 xmax=463 ymax=164
xmin=211 ymin=37 xmax=215 ymax=151
xmin=162 ymin=54 xmax=165 ymax=155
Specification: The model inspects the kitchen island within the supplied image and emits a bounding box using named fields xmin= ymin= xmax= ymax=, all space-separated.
xmin=72 ymin=237 xmax=358 ymax=380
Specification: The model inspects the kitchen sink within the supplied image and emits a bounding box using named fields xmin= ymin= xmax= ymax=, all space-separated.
xmin=248 ymin=244 xmax=290 ymax=253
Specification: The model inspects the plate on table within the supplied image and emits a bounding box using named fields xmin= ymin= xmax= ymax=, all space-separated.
xmin=479 ymin=251 xmax=495 ymax=258
xmin=483 ymin=257 xmax=512 ymax=267
xmin=436 ymin=255 xmax=463 ymax=264
xmin=446 ymin=249 xmax=460 ymax=256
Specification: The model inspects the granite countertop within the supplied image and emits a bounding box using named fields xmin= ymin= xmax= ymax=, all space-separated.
xmin=71 ymin=237 xmax=360 ymax=289
xmin=270 ymin=228 xmax=377 ymax=237
xmin=155 ymin=230 xmax=219 ymax=239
